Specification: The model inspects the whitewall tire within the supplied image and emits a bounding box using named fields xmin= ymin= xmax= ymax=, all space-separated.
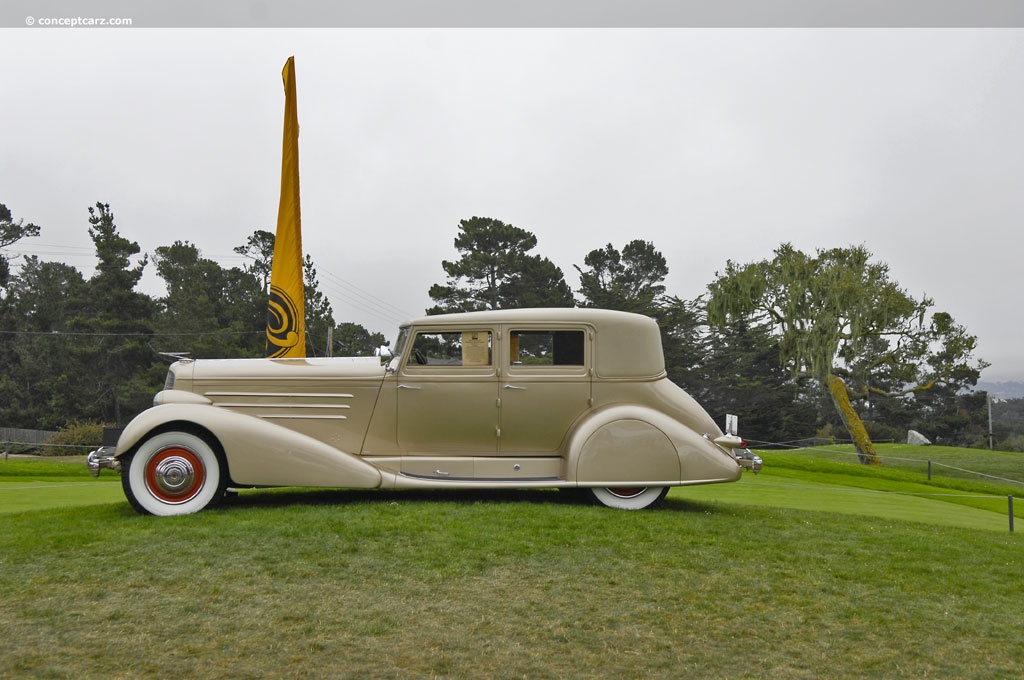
xmin=588 ymin=486 xmax=669 ymax=510
xmin=122 ymin=431 xmax=227 ymax=516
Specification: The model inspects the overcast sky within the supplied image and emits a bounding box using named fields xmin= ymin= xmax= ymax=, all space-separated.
xmin=2 ymin=24 xmax=1022 ymax=380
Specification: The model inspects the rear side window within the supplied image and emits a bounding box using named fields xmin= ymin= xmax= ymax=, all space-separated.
xmin=509 ymin=330 xmax=585 ymax=366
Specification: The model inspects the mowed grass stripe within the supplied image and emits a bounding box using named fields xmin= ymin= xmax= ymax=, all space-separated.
xmin=0 ymin=477 xmax=123 ymax=514
xmin=1 ymin=454 xmax=1018 ymax=532
xmin=0 ymin=476 xmax=1012 ymax=534
xmin=676 ymin=471 xmax=1014 ymax=532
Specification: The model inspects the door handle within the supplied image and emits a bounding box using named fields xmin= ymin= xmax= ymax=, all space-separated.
xmin=503 ymin=384 xmax=526 ymax=390
xmin=397 ymin=384 xmax=421 ymax=390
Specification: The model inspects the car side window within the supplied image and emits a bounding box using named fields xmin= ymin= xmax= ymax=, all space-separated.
xmin=509 ymin=330 xmax=585 ymax=367
xmin=409 ymin=330 xmax=493 ymax=367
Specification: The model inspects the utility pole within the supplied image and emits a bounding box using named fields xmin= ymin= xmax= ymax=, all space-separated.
xmin=988 ymin=393 xmax=994 ymax=450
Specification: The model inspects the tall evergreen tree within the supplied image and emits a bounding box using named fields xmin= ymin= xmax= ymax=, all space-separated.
xmin=698 ymin=319 xmax=818 ymax=445
xmin=575 ymin=240 xmax=668 ymax=314
xmin=0 ymin=258 xmax=87 ymax=428
xmin=427 ymin=217 xmax=573 ymax=313
xmin=332 ymin=322 xmax=387 ymax=357
xmin=303 ymin=254 xmax=335 ymax=356
xmin=69 ymin=203 xmax=157 ymax=424
xmin=0 ymin=203 xmax=41 ymax=289
xmin=233 ymin=229 xmax=276 ymax=292
xmin=153 ymin=241 xmax=264 ymax=359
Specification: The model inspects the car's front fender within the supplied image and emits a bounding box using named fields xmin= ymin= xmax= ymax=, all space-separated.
xmin=116 ymin=403 xmax=384 ymax=489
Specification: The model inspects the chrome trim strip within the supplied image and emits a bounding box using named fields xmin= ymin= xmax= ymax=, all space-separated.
xmin=475 ymin=476 xmax=560 ymax=482
xmin=399 ymin=472 xmax=559 ymax=482
xmin=259 ymin=415 xmax=349 ymax=420
xmin=214 ymin=403 xmax=351 ymax=410
xmin=204 ymin=391 xmax=355 ymax=398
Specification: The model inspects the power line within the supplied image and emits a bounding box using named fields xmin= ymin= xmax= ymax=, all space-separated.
xmin=190 ymin=253 xmax=417 ymax=328
xmin=3 ymin=242 xmax=94 ymax=253
xmin=316 ymin=267 xmax=419 ymax=326
xmin=319 ymin=268 xmax=416 ymax=319
xmin=4 ymin=244 xmax=419 ymax=331
xmin=0 ymin=329 xmax=262 ymax=338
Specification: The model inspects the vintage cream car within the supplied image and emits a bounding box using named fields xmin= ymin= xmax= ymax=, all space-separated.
xmin=90 ymin=308 xmax=745 ymax=515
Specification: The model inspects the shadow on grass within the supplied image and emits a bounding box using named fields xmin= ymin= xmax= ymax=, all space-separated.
xmin=219 ymin=485 xmax=724 ymax=515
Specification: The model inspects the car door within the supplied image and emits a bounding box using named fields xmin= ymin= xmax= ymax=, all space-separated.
xmin=396 ymin=328 xmax=498 ymax=459
xmin=498 ymin=327 xmax=592 ymax=454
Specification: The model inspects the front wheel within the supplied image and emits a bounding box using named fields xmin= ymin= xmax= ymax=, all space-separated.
xmin=122 ymin=431 xmax=228 ymax=516
xmin=587 ymin=486 xmax=669 ymax=510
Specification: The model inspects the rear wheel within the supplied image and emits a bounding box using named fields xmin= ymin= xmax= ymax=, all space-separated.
xmin=122 ymin=431 xmax=228 ymax=516
xmin=588 ymin=486 xmax=669 ymax=510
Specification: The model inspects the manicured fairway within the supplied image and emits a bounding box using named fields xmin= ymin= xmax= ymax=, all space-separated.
xmin=2 ymin=453 xmax=1017 ymax=534
xmin=677 ymin=469 xmax=1015 ymax=532
xmin=0 ymin=458 xmax=124 ymax=514
xmin=0 ymin=476 xmax=123 ymax=514
xmin=6 ymin=474 xmax=1007 ymax=532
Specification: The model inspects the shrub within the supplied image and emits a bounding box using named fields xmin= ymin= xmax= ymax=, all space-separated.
xmin=997 ymin=434 xmax=1024 ymax=452
xmin=39 ymin=421 xmax=109 ymax=457
xmin=814 ymin=422 xmax=837 ymax=442
xmin=0 ymin=440 xmax=36 ymax=456
xmin=863 ymin=420 xmax=902 ymax=443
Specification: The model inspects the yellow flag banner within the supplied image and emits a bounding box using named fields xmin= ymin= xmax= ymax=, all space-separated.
xmin=266 ymin=56 xmax=305 ymax=358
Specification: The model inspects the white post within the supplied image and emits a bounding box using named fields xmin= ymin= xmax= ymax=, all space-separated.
xmin=988 ymin=394 xmax=994 ymax=450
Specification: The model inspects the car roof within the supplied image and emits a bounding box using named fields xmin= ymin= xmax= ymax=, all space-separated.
xmin=402 ymin=308 xmax=666 ymax=379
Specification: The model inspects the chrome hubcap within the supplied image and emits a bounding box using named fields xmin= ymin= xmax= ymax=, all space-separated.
xmin=153 ymin=455 xmax=196 ymax=495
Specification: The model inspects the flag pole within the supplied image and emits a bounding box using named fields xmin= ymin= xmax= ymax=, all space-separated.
xmin=266 ymin=56 xmax=306 ymax=358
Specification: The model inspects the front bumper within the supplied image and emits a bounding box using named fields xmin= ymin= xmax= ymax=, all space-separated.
xmin=87 ymin=446 xmax=120 ymax=477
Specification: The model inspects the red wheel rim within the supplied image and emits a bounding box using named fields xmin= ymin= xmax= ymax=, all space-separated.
xmin=608 ymin=487 xmax=647 ymax=499
xmin=145 ymin=446 xmax=206 ymax=504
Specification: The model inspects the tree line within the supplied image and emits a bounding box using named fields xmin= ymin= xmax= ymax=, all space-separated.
xmin=1 ymin=204 xmax=1000 ymax=453
xmin=427 ymin=217 xmax=991 ymax=455
xmin=0 ymin=202 xmax=385 ymax=430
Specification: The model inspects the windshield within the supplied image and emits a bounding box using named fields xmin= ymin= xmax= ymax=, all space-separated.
xmin=388 ymin=327 xmax=410 ymax=371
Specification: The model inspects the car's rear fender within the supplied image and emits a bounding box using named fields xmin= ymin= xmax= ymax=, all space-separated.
xmin=567 ymin=404 xmax=741 ymax=485
xmin=116 ymin=403 xmax=384 ymax=489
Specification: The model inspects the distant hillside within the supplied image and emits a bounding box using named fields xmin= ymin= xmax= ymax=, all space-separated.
xmin=978 ymin=381 xmax=1024 ymax=399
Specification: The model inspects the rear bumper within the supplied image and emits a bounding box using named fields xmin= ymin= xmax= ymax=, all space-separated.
xmin=734 ymin=448 xmax=763 ymax=474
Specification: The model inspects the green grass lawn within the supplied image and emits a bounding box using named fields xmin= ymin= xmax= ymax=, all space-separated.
xmin=1 ymin=449 xmax=1022 ymax=679
xmin=0 ymin=459 xmax=123 ymax=514
xmin=681 ymin=470 xmax=1015 ymax=532
xmin=773 ymin=443 xmax=1024 ymax=485
xmin=683 ymin=444 xmax=1023 ymax=533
